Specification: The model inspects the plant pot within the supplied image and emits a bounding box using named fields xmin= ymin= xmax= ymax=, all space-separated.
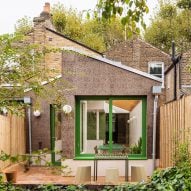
xmin=5 ymin=171 xmax=17 ymax=183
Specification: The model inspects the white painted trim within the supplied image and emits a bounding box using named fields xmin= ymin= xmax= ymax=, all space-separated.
xmin=63 ymin=47 xmax=162 ymax=83
xmin=24 ymin=74 xmax=62 ymax=92
xmin=1 ymin=75 xmax=62 ymax=92
xmin=0 ymin=83 xmax=21 ymax=87
xmin=182 ymin=85 xmax=191 ymax=88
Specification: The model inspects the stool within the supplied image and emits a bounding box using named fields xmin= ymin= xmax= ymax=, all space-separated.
xmin=75 ymin=166 xmax=91 ymax=184
xmin=105 ymin=168 xmax=119 ymax=184
xmin=131 ymin=166 xmax=147 ymax=182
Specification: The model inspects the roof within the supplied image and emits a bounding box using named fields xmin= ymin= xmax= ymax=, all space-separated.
xmin=137 ymin=38 xmax=170 ymax=57
xmin=63 ymin=46 xmax=162 ymax=83
xmin=46 ymin=27 xmax=103 ymax=57
xmin=104 ymin=38 xmax=170 ymax=57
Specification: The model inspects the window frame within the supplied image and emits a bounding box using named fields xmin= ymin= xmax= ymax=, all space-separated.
xmin=148 ymin=61 xmax=164 ymax=88
xmin=75 ymin=96 xmax=147 ymax=160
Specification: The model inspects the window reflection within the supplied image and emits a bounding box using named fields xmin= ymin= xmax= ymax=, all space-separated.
xmin=80 ymin=99 xmax=142 ymax=154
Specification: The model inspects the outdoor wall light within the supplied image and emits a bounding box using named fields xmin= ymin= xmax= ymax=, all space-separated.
xmin=33 ymin=110 xmax=41 ymax=117
xmin=127 ymin=116 xmax=136 ymax=123
xmin=63 ymin=105 xmax=72 ymax=114
xmin=1 ymin=107 xmax=8 ymax=115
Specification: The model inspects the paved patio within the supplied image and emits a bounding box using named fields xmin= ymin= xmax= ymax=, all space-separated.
xmin=15 ymin=167 xmax=128 ymax=185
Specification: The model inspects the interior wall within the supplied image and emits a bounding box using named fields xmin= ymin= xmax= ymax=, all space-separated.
xmin=129 ymin=101 xmax=142 ymax=145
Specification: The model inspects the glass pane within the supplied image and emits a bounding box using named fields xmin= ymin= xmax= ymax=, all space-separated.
xmin=149 ymin=63 xmax=162 ymax=78
xmin=55 ymin=107 xmax=62 ymax=161
xmin=80 ymin=100 xmax=108 ymax=154
xmin=112 ymin=100 xmax=142 ymax=154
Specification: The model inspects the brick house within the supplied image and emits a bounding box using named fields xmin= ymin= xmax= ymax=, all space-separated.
xmin=165 ymin=49 xmax=191 ymax=103
xmin=26 ymin=3 xmax=171 ymax=177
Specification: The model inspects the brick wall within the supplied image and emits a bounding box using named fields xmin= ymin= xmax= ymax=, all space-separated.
xmin=180 ymin=50 xmax=191 ymax=86
xmin=25 ymin=14 xmax=102 ymax=76
xmin=105 ymin=38 xmax=171 ymax=73
xmin=165 ymin=50 xmax=191 ymax=103
xmin=59 ymin=52 xmax=160 ymax=158
xmin=29 ymin=52 xmax=161 ymax=158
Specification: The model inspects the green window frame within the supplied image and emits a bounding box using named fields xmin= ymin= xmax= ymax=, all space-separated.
xmin=75 ymin=96 xmax=147 ymax=160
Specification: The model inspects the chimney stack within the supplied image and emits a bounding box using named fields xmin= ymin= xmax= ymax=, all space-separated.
xmin=39 ymin=2 xmax=51 ymax=18
xmin=33 ymin=2 xmax=55 ymax=30
xmin=43 ymin=2 xmax=50 ymax=13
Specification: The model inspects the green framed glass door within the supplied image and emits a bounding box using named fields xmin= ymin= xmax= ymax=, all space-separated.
xmin=50 ymin=105 xmax=62 ymax=165
xmin=75 ymin=96 xmax=147 ymax=160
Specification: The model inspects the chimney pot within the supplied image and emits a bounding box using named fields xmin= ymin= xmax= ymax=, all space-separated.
xmin=43 ymin=2 xmax=50 ymax=13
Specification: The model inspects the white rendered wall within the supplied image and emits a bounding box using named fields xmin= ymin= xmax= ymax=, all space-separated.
xmin=129 ymin=101 xmax=142 ymax=145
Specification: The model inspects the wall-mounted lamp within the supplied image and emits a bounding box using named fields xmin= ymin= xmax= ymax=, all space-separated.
xmin=1 ymin=107 xmax=8 ymax=115
xmin=127 ymin=116 xmax=136 ymax=124
xmin=63 ymin=105 xmax=72 ymax=114
xmin=33 ymin=110 xmax=41 ymax=117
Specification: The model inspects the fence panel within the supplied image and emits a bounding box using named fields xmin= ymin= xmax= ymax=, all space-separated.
xmin=159 ymin=96 xmax=191 ymax=168
xmin=0 ymin=114 xmax=25 ymax=170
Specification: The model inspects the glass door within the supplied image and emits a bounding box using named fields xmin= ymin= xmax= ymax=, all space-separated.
xmin=50 ymin=105 xmax=62 ymax=165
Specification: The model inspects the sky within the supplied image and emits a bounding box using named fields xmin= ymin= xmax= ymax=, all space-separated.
xmin=0 ymin=0 xmax=158 ymax=35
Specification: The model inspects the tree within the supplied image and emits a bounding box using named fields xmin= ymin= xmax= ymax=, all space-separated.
xmin=144 ymin=0 xmax=191 ymax=53
xmin=0 ymin=33 xmax=66 ymax=113
xmin=96 ymin=0 xmax=149 ymax=35
xmin=51 ymin=3 xmax=125 ymax=52
xmin=15 ymin=16 xmax=33 ymax=35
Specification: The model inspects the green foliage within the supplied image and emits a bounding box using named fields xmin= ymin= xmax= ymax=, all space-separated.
xmin=0 ymin=165 xmax=191 ymax=190
xmin=0 ymin=148 xmax=70 ymax=176
xmin=15 ymin=16 xmax=33 ymax=35
xmin=129 ymin=137 xmax=142 ymax=154
xmin=51 ymin=3 xmax=67 ymax=33
xmin=159 ymin=3 xmax=177 ymax=19
xmin=0 ymin=33 xmax=68 ymax=113
xmin=150 ymin=166 xmax=191 ymax=190
xmin=96 ymin=0 xmax=149 ymax=36
xmin=173 ymin=141 xmax=191 ymax=167
xmin=51 ymin=3 xmax=125 ymax=51
xmin=0 ymin=182 xmax=26 ymax=190
xmin=144 ymin=0 xmax=191 ymax=53
xmin=177 ymin=0 xmax=191 ymax=9
xmin=37 ymin=184 xmax=61 ymax=191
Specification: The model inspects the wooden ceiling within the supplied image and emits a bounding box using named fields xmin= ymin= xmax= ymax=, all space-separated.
xmin=112 ymin=100 xmax=140 ymax=112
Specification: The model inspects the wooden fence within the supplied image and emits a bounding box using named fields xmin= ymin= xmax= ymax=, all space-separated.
xmin=160 ymin=96 xmax=191 ymax=168
xmin=0 ymin=114 xmax=26 ymax=170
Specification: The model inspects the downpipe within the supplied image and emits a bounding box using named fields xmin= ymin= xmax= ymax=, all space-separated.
xmin=152 ymin=95 xmax=158 ymax=172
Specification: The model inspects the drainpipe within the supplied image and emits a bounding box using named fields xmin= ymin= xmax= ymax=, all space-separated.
xmin=24 ymin=97 xmax=32 ymax=154
xmin=28 ymin=106 xmax=32 ymax=154
xmin=152 ymin=86 xmax=161 ymax=172
xmin=172 ymin=41 xmax=177 ymax=100
xmin=152 ymin=94 xmax=158 ymax=171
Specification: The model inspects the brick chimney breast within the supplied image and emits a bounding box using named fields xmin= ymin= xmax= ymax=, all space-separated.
xmin=33 ymin=2 xmax=55 ymax=30
xmin=40 ymin=2 xmax=51 ymax=19
xmin=43 ymin=2 xmax=50 ymax=13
